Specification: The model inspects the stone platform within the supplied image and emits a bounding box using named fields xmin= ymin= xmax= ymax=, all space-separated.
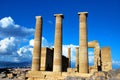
xmin=26 ymin=71 xmax=92 ymax=80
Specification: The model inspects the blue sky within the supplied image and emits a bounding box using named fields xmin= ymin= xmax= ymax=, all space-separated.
xmin=0 ymin=0 xmax=120 ymax=69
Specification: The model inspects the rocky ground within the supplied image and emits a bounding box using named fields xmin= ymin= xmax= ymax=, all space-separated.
xmin=0 ymin=68 xmax=29 ymax=80
xmin=0 ymin=68 xmax=120 ymax=80
xmin=65 ymin=69 xmax=120 ymax=80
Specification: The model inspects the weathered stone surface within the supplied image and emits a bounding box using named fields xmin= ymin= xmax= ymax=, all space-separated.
xmin=31 ymin=16 xmax=42 ymax=71
xmin=68 ymin=48 xmax=71 ymax=68
xmin=76 ymin=47 xmax=79 ymax=72
xmin=101 ymin=47 xmax=112 ymax=71
xmin=53 ymin=14 xmax=63 ymax=72
xmin=88 ymin=40 xmax=101 ymax=73
xmin=40 ymin=48 xmax=47 ymax=71
xmin=78 ymin=12 xmax=89 ymax=73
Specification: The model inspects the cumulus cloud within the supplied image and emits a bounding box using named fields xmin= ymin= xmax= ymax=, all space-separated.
xmin=16 ymin=46 xmax=33 ymax=62
xmin=0 ymin=17 xmax=34 ymax=38
xmin=0 ymin=37 xmax=19 ymax=55
xmin=0 ymin=16 xmax=35 ymax=62
xmin=17 ymin=46 xmax=33 ymax=57
xmin=0 ymin=38 xmax=33 ymax=62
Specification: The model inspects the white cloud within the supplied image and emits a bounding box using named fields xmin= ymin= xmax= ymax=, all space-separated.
xmin=29 ymin=39 xmax=34 ymax=46
xmin=0 ymin=37 xmax=19 ymax=55
xmin=0 ymin=17 xmax=14 ymax=28
xmin=0 ymin=17 xmax=34 ymax=38
xmin=17 ymin=46 xmax=33 ymax=57
xmin=0 ymin=16 xmax=35 ymax=62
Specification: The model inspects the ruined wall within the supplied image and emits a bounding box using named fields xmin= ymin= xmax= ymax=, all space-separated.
xmin=40 ymin=47 xmax=68 ymax=71
xmin=101 ymin=47 xmax=112 ymax=71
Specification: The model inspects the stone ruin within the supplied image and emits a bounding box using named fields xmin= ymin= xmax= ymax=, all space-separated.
xmin=26 ymin=12 xmax=112 ymax=80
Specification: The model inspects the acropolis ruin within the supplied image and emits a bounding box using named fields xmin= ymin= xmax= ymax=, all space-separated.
xmin=27 ymin=12 xmax=112 ymax=80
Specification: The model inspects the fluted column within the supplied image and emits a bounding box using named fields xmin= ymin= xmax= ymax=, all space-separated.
xmin=78 ymin=12 xmax=89 ymax=73
xmin=31 ymin=16 xmax=42 ymax=71
xmin=68 ymin=48 xmax=71 ymax=68
xmin=53 ymin=14 xmax=63 ymax=72
xmin=76 ymin=47 xmax=79 ymax=71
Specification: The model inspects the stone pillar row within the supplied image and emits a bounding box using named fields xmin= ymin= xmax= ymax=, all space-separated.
xmin=31 ymin=12 xmax=89 ymax=73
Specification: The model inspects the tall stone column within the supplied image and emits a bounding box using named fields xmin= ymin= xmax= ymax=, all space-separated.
xmin=31 ymin=16 xmax=42 ymax=71
xmin=78 ymin=12 xmax=89 ymax=73
xmin=68 ymin=48 xmax=71 ymax=68
xmin=53 ymin=14 xmax=63 ymax=72
xmin=76 ymin=47 xmax=79 ymax=71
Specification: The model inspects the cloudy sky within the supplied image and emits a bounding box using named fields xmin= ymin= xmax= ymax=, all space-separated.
xmin=0 ymin=0 xmax=120 ymax=69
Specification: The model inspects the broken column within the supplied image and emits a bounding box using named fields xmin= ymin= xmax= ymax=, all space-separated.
xmin=101 ymin=47 xmax=112 ymax=71
xmin=76 ymin=47 xmax=79 ymax=72
xmin=53 ymin=14 xmax=63 ymax=72
xmin=68 ymin=48 xmax=71 ymax=67
xmin=78 ymin=12 xmax=89 ymax=73
xmin=31 ymin=16 xmax=42 ymax=71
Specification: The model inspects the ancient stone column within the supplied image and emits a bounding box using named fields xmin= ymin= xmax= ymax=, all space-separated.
xmin=78 ymin=12 xmax=89 ymax=73
xmin=68 ymin=48 xmax=71 ymax=68
xmin=53 ymin=14 xmax=63 ymax=72
xmin=31 ymin=16 xmax=42 ymax=71
xmin=76 ymin=47 xmax=79 ymax=71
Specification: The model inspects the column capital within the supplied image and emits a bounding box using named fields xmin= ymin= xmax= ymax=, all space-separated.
xmin=36 ymin=16 xmax=42 ymax=19
xmin=54 ymin=14 xmax=64 ymax=18
xmin=78 ymin=12 xmax=88 ymax=16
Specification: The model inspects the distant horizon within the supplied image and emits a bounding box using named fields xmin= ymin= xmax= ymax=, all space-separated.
xmin=0 ymin=59 xmax=119 ymax=70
